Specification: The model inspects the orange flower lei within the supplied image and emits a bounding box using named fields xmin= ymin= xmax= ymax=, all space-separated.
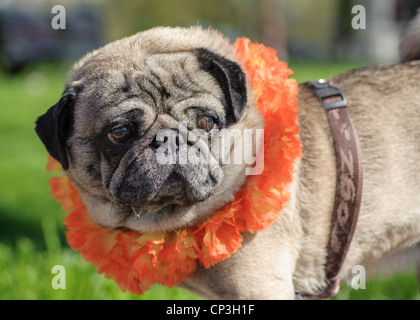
xmin=47 ymin=38 xmax=301 ymax=295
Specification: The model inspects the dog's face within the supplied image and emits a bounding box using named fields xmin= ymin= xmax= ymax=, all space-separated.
xmin=36 ymin=27 xmax=264 ymax=232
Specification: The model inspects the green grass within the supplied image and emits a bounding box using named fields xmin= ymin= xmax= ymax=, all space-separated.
xmin=0 ymin=219 xmax=198 ymax=300
xmin=0 ymin=60 xmax=418 ymax=300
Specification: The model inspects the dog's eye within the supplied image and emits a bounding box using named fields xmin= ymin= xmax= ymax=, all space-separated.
xmin=107 ymin=126 xmax=133 ymax=145
xmin=197 ymin=116 xmax=215 ymax=132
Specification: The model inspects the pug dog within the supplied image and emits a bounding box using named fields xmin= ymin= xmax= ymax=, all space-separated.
xmin=36 ymin=25 xmax=420 ymax=299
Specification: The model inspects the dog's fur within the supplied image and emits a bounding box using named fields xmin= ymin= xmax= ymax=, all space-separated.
xmin=36 ymin=24 xmax=420 ymax=299
xmin=183 ymin=62 xmax=420 ymax=299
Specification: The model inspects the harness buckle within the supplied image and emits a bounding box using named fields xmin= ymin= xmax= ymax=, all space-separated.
xmin=312 ymin=79 xmax=347 ymax=110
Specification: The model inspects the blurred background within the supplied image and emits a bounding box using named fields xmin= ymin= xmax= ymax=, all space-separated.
xmin=0 ymin=0 xmax=419 ymax=300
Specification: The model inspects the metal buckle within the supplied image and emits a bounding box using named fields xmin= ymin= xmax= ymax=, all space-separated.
xmin=312 ymin=79 xmax=347 ymax=110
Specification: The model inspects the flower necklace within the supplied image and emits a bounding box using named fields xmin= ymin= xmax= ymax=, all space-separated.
xmin=47 ymin=38 xmax=301 ymax=295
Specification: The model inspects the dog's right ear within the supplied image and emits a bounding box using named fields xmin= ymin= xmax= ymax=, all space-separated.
xmin=35 ymin=88 xmax=76 ymax=170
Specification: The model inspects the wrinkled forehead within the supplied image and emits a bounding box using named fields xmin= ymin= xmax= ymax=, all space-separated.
xmin=77 ymin=51 xmax=223 ymax=108
xmin=72 ymin=51 xmax=225 ymax=133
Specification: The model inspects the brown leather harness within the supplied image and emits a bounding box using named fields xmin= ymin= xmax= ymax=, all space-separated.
xmin=299 ymin=80 xmax=363 ymax=300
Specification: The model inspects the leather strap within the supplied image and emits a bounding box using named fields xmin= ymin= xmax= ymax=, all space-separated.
xmin=301 ymin=80 xmax=363 ymax=300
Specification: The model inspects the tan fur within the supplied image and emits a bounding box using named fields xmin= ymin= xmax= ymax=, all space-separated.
xmin=43 ymin=26 xmax=420 ymax=299
xmin=183 ymin=61 xmax=420 ymax=299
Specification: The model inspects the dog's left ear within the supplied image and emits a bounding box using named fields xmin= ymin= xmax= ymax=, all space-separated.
xmin=196 ymin=48 xmax=247 ymax=124
xmin=35 ymin=88 xmax=76 ymax=170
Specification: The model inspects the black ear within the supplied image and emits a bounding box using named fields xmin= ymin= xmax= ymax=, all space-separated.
xmin=196 ymin=48 xmax=247 ymax=124
xmin=35 ymin=89 xmax=76 ymax=170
